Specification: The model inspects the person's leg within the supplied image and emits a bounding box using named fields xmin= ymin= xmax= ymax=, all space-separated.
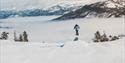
xmin=76 ymin=30 xmax=79 ymax=36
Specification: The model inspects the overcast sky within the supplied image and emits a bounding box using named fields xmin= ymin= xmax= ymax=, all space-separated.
xmin=0 ymin=0 xmax=104 ymax=9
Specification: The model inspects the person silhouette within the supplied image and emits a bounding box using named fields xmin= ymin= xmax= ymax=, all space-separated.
xmin=74 ymin=24 xmax=80 ymax=36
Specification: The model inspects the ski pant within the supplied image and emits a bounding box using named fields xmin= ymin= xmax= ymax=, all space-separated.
xmin=75 ymin=30 xmax=79 ymax=36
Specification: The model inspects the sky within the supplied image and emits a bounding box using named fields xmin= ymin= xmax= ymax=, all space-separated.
xmin=0 ymin=0 xmax=105 ymax=10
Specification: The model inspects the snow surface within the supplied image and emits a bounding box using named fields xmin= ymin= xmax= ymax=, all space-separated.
xmin=0 ymin=16 xmax=125 ymax=63
xmin=105 ymin=0 xmax=124 ymax=8
xmin=0 ymin=38 xmax=125 ymax=63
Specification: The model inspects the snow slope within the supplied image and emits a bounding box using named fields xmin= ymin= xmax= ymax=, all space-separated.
xmin=0 ymin=16 xmax=124 ymax=42
xmin=0 ymin=38 xmax=125 ymax=63
xmin=0 ymin=16 xmax=125 ymax=63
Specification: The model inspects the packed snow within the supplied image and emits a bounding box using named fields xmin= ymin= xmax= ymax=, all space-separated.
xmin=0 ymin=16 xmax=125 ymax=63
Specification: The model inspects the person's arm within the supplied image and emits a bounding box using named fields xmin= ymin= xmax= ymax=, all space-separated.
xmin=74 ymin=26 xmax=76 ymax=29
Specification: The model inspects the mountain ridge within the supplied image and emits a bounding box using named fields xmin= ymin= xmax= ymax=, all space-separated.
xmin=0 ymin=3 xmax=82 ymax=19
xmin=53 ymin=0 xmax=125 ymax=20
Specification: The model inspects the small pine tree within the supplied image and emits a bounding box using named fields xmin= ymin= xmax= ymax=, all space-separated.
xmin=94 ymin=31 xmax=101 ymax=42
xmin=14 ymin=31 xmax=17 ymax=41
xmin=100 ymin=33 xmax=109 ymax=42
xmin=19 ymin=34 xmax=23 ymax=41
xmin=23 ymin=31 xmax=28 ymax=42
xmin=1 ymin=32 xmax=9 ymax=40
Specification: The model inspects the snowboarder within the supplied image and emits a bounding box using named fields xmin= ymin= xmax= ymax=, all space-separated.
xmin=74 ymin=24 xmax=80 ymax=36
xmin=23 ymin=31 xmax=28 ymax=42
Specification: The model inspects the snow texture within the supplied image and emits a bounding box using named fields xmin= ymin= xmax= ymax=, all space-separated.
xmin=0 ymin=16 xmax=125 ymax=63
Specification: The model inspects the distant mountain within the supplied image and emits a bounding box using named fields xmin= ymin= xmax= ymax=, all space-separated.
xmin=53 ymin=0 xmax=125 ymax=20
xmin=47 ymin=3 xmax=82 ymax=15
xmin=0 ymin=10 xmax=17 ymax=19
xmin=0 ymin=3 xmax=82 ymax=19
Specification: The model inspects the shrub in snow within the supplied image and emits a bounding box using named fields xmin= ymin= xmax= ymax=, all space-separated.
xmin=0 ymin=32 xmax=9 ymax=40
xmin=14 ymin=31 xmax=28 ymax=42
xmin=100 ymin=33 xmax=109 ymax=42
xmin=93 ymin=31 xmax=120 ymax=42
xmin=93 ymin=31 xmax=102 ymax=42
xmin=109 ymin=35 xmax=119 ymax=41
xmin=118 ymin=34 xmax=125 ymax=38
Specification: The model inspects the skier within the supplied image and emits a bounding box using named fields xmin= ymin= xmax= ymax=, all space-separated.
xmin=74 ymin=24 xmax=80 ymax=36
